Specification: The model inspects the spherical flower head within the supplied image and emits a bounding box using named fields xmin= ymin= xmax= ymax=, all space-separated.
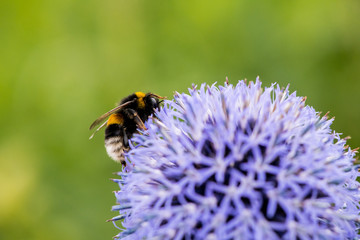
xmin=110 ymin=79 xmax=360 ymax=240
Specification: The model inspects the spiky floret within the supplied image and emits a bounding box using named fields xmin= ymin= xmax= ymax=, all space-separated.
xmin=110 ymin=79 xmax=360 ymax=240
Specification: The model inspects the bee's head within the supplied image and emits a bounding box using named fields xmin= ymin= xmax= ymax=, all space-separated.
xmin=145 ymin=93 xmax=166 ymax=112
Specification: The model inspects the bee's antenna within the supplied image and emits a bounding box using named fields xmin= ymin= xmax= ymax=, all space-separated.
xmin=149 ymin=93 xmax=167 ymax=99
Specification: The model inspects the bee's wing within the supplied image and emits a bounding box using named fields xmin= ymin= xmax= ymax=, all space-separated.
xmin=89 ymin=99 xmax=135 ymax=130
xmin=89 ymin=121 xmax=107 ymax=139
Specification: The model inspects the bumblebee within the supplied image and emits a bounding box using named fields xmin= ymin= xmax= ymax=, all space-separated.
xmin=90 ymin=92 xmax=165 ymax=166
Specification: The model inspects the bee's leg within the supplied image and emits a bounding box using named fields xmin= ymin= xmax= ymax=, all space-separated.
xmin=120 ymin=128 xmax=129 ymax=167
xmin=124 ymin=109 xmax=147 ymax=130
xmin=122 ymin=127 xmax=129 ymax=147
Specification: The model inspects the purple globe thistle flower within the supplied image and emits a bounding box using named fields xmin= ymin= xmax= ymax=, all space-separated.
xmin=109 ymin=78 xmax=360 ymax=240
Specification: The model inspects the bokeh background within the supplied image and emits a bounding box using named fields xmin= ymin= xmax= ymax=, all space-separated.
xmin=1 ymin=0 xmax=359 ymax=239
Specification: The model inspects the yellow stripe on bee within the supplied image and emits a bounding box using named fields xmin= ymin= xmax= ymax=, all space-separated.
xmin=135 ymin=91 xmax=146 ymax=109
xmin=135 ymin=92 xmax=146 ymax=98
xmin=107 ymin=114 xmax=124 ymax=126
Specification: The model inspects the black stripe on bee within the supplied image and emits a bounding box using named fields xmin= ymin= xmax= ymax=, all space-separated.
xmin=105 ymin=124 xmax=125 ymax=139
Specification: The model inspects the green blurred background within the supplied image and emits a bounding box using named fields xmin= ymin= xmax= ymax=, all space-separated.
xmin=1 ymin=0 xmax=359 ymax=239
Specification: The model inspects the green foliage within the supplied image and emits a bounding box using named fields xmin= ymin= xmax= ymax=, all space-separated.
xmin=0 ymin=0 xmax=359 ymax=239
